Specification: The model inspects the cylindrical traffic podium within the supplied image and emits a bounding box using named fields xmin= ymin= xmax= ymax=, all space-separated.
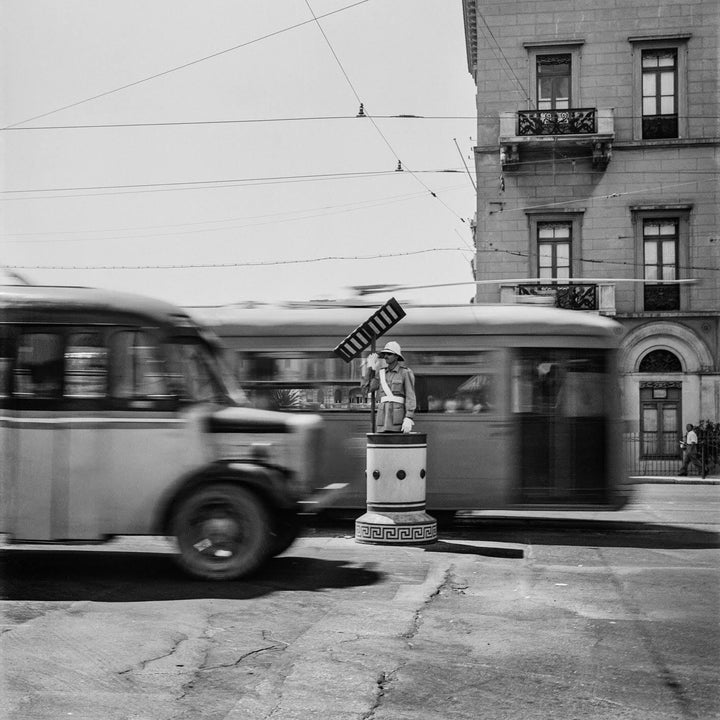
xmin=355 ymin=433 xmax=437 ymax=545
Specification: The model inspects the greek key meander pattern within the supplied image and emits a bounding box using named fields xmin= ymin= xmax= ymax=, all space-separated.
xmin=355 ymin=522 xmax=437 ymax=543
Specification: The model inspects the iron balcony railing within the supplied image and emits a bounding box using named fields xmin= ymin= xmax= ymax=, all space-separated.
xmin=644 ymin=284 xmax=680 ymax=311
xmin=517 ymin=283 xmax=598 ymax=311
xmin=517 ymin=108 xmax=598 ymax=136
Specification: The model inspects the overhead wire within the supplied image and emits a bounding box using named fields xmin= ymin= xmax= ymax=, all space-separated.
xmin=0 ymin=247 xmax=470 ymax=271
xmin=303 ymin=0 xmax=469 ymax=226
xmin=0 ymin=168 xmax=467 ymax=199
xmin=482 ymin=245 xmax=719 ymax=274
xmin=2 ymin=113 xmax=716 ymax=132
xmin=475 ymin=8 xmax=530 ymax=103
xmin=3 ymin=0 xmax=371 ymax=129
xmin=1 ymin=183 xmax=471 ymax=244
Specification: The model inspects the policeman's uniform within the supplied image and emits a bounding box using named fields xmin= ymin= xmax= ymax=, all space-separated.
xmin=365 ymin=341 xmax=416 ymax=433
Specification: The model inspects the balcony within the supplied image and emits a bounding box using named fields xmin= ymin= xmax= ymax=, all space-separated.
xmin=644 ymin=284 xmax=680 ymax=311
xmin=499 ymin=282 xmax=616 ymax=315
xmin=499 ymin=108 xmax=614 ymax=170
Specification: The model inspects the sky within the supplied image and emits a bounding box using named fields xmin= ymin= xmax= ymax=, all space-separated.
xmin=1 ymin=0 xmax=479 ymax=308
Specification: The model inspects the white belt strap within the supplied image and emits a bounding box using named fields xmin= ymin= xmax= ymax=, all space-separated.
xmin=379 ymin=369 xmax=404 ymax=404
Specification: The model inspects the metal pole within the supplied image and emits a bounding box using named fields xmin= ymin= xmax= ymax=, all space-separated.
xmin=370 ymin=336 xmax=376 ymax=433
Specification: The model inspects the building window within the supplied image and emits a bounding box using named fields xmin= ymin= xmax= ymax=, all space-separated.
xmin=525 ymin=41 xmax=583 ymax=110
xmin=537 ymin=54 xmax=571 ymax=110
xmin=629 ymin=34 xmax=690 ymax=140
xmin=643 ymin=219 xmax=679 ymax=311
xmin=631 ymin=206 xmax=690 ymax=313
xmin=640 ymin=383 xmax=681 ymax=458
xmin=639 ymin=349 xmax=682 ymax=373
xmin=642 ymin=49 xmax=678 ymax=139
xmin=538 ymin=222 xmax=571 ymax=281
xmin=526 ymin=211 xmax=583 ymax=282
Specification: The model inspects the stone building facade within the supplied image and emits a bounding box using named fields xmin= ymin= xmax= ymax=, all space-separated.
xmin=461 ymin=0 xmax=719 ymax=458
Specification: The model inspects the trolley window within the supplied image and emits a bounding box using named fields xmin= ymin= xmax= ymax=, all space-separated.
xmin=14 ymin=332 xmax=64 ymax=399
xmin=0 ymin=328 xmax=12 ymax=398
xmin=64 ymin=330 xmax=108 ymax=398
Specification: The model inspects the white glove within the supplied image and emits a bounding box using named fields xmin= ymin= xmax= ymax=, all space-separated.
xmin=366 ymin=352 xmax=380 ymax=371
xmin=401 ymin=417 xmax=415 ymax=434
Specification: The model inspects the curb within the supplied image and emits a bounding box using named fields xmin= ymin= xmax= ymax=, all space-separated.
xmin=629 ymin=476 xmax=720 ymax=485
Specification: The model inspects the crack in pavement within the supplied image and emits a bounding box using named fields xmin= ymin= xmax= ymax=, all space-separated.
xmin=595 ymin=547 xmax=699 ymax=720
xmin=401 ymin=564 xmax=458 ymax=643
xmin=118 ymin=632 xmax=189 ymax=675
xmin=360 ymin=668 xmax=402 ymax=720
xmin=361 ymin=561 xmax=462 ymax=719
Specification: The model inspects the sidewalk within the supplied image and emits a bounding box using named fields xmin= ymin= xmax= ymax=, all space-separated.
xmin=629 ymin=473 xmax=720 ymax=485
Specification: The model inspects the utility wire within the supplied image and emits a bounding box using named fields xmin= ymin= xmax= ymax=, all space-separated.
xmin=1 ymin=184 xmax=470 ymax=244
xmin=304 ymin=0 xmax=468 ymax=226
xmin=0 ymin=185 xmax=468 ymax=238
xmin=4 ymin=0 xmax=370 ymax=129
xmin=0 ymin=168 xmax=465 ymax=199
xmin=475 ymin=9 xmax=530 ymax=103
xmin=1 ymin=247 xmax=469 ymax=271
xmin=3 ymin=113 xmax=716 ymax=132
xmin=0 ymin=169 xmax=450 ymax=195
xmin=454 ymin=137 xmax=476 ymax=191
xmin=483 ymin=246 xmax=719 ymax=273
xmin=2 ymin=115 xmax=478 ymax=130
xmin=488 ymin=181 xmax=700 ymax=215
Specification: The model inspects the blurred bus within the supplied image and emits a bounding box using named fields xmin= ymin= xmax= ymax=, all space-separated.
xmin=194 ymin=302 xmax=631 ymax=520
xmin=0 ymin=285 xmax=329 ymax=580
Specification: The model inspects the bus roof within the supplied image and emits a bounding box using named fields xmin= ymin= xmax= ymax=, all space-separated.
xmin=190 ymin=302 xmax=623 ymax=342
xmin=0 ymin=285 xmax=195 ymax=328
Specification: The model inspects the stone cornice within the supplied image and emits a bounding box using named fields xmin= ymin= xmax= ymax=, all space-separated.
xmin=462 ymin=0 xmax=478 ymax=77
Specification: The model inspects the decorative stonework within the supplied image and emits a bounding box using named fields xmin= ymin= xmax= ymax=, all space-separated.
xmin=355 ymin=520 xmax=437 ymax=544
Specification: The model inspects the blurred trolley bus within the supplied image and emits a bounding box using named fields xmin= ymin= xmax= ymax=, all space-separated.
xmin=194 ymin=302 xmax=631 ymax=520
xmin=0 ymin=285 xmax=328 ymax=580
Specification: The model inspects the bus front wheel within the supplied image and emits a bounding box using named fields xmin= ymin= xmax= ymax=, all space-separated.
xmin=171 ymin=484 xmax=272 ymax=580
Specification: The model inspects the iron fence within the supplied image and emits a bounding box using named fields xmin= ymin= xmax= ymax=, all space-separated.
xmin=623 ymin=432 xmax=719 ymax=478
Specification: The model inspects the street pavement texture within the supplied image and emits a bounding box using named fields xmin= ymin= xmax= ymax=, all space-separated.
xmin=0 ymin=485 xmax=718 ymax=720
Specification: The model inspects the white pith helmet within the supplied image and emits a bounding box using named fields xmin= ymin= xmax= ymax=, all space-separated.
xmin=379 ymin=341 xmax=403 ymax=360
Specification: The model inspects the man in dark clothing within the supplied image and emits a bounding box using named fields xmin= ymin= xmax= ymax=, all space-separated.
xmin=679 ymin=423 xmax=703 ymax=476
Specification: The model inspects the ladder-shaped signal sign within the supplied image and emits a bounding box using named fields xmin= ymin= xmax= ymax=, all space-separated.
xmin=333 ymin=297 xmax=406 ymax=362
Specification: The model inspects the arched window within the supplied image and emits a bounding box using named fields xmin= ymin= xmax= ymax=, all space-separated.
xmin=639 ymin=349 xmax=682 ymax=373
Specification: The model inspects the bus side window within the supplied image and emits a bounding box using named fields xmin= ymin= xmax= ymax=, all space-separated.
xmin=64 ymin=331 xmax=108 ymax=398
xmin=0 ymin=329 xmax=12 ymax=399
xmin=14 ymin=332 xmax=63 ymax=399
xmin=109 ymin=330 xmax=169 ymax=401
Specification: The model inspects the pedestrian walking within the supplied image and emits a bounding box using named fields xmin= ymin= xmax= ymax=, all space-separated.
xmin=678 ymin=423 xmax=703 ymax=476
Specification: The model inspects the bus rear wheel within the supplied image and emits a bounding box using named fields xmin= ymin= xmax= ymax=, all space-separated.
xmin=171 ymin=484 xmax=272 ymax=580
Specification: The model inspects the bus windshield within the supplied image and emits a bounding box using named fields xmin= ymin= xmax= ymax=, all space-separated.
xmin=166 ymin=336 xmax=248 ymax=406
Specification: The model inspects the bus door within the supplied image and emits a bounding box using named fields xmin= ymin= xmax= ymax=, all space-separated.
xmin=511 ymin=349 xmax=609 ymax=504
xmin=8 ymin=329 xmax=66 ymax=540
xmin=62 ymin=329 xmax=211 ymax=538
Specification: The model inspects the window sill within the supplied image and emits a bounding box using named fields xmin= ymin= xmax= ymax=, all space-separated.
xmin=614 ymin=137 xmax=720 ymax=149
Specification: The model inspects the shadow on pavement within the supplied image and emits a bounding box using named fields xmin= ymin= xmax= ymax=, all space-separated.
xmin=0 ymin=550 xmax=382 ymax=603
xmin=449 ymin=518 xmax=720 ymax=549
xmin=309 ymin=516 xmax=720 ymax=550
xmin=424 ymin=540 xmax=524 ymax=558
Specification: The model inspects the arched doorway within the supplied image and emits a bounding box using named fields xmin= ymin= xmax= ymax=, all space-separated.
xmin=638 ymin=349 xmax=682 ymax=459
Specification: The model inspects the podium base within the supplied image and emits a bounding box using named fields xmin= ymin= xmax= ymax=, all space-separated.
xmin=355 ymin=510 xmax=437 ymax=545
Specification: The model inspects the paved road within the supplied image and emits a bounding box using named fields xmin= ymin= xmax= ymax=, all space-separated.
xmin=1 ymin=484 xmax=718 ymax=720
